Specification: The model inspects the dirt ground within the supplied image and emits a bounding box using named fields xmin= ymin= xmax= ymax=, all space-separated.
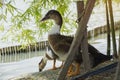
xmin=78 ymin=61 xmax=117 ymax=80
xmin=10 ymin=60 xmax=118 ymax=80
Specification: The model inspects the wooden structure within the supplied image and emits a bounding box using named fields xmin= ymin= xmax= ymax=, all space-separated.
xmin=0 ymin=41 xmax=48 ymax=55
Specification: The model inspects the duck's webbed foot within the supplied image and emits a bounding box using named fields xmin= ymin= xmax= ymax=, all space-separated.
xmin=67 ymin=63 xmax=80 ymax=77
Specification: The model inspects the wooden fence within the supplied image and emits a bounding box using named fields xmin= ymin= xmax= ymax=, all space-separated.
xmin=0 ymin=41 xmax=48 ymax=55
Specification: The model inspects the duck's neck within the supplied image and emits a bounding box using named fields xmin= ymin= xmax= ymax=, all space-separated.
xmin=48 ymin=15 xmax=63 ymax=35
xmin=48 ymin=24 xmax=61 ymax=35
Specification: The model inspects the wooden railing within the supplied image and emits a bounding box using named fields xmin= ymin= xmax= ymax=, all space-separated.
xmin=0 ymin=41 xmax=48 ymax=55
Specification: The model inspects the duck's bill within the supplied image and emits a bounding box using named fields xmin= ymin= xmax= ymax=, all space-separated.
xmin=40 ymin=17 xmax=46 ymax=22
xmin=40 ymin=16 xmax=49 ymax=22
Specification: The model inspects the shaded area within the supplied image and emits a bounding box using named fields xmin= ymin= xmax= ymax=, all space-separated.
xmin=10 ymin=61 xmax=117 ymax=80
xmin=72 ymin=62 xmax=117 ymax=80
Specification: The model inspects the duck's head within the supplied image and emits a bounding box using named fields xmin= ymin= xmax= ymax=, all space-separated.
xmin=41 ymin=10 xmax=63 ymax=26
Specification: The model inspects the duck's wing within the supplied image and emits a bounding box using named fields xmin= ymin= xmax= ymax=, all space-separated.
xmin=54 ymin=40 xmax=71 ymax=54
xmin=60 ymin=35 xmax=73 ymax=44
xmin=48 ymin=34 xmax=73 ymax=54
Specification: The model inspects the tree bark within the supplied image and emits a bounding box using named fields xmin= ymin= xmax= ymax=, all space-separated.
xmin=105 ymin=0 xmax=111 ymax=56
xmin=108 ymin=0 xmax=118 ymax=58
xmin=77 ymin=1 xmax=91 ymax=71
xmin=114 ymin=21 xmax=120 ymax=80
xmin=118 ymin=28 xmax=120 ymax=57
xmin=114 ymin=60 xmax=120 ymax=80
xmin=57 ymin=0 xmax=96 ymax=80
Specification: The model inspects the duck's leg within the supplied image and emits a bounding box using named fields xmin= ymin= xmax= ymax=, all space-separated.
xmin=67 ymin=63 xmax=80 ymax=77
xmin=48 ymin=59 xmax=57 ymax=70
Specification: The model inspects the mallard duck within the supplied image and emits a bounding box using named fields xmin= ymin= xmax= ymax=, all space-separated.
xmin=40 ymin=10 xmax=112 ymax=76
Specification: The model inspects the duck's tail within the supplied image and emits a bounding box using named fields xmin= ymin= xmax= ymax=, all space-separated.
xmin=88 ymin=44 xmax=113 ymax=68
xmin=92 ymin=54 xmax=113 ymax=68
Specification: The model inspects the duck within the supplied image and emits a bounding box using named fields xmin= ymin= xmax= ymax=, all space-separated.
xmin=39 ymin=45 xmax=63 ymax=72
xmin=40 ymin=10 xmax=113 ymax=76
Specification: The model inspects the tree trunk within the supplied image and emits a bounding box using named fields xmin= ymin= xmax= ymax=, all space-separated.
xmin=118 ymin=28 xmax=120 ymax=57
xmin=114 ymin=23 xmax=120 ymax=80
xmin=114 ymin=58 xmax=120 ymax=80
xmin=57 ymin=0 xmax=96 ymax=80
xmin=77 ymin=1 xmax=91 ymax=71
xmin=108 ymin=0 xmax=118 ymax=58
xmin=105 ymin=0 xmax=111 ymax=56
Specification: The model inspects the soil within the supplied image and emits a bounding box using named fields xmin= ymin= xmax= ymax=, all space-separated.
xmin=10 ymin=60 xmax=118 ymax=80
